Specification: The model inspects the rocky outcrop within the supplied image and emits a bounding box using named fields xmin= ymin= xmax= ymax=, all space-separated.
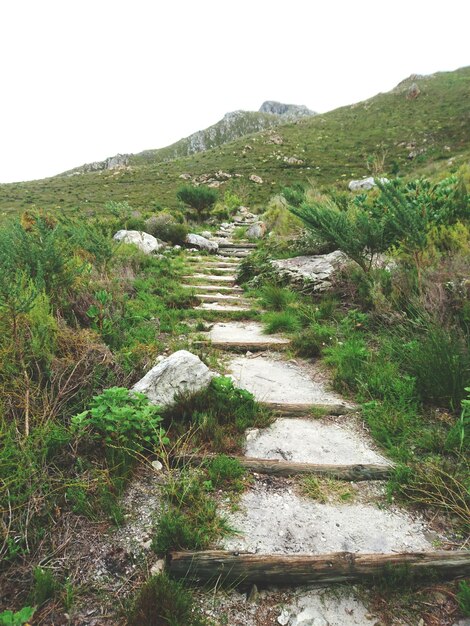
xmin=406 ymin=82 xmax=421 ymax=100
xmin=65 ymin=154 xmax=130 ymax=176
xmin=132 ymin=350 xmax=214 ymax=408
xmin=185 ymin=233 xmax=219 ymax=252
xmin=246 ymin=222 xmax=267 ymax=239
xmin=113 ymin=230 xmax=163 ymax=254
xmin=259 ymin=101 xmax=316 ymax=119
xmin=348 ymin=177 xmax=389 ymax=191
xmin=271 ymin=251 xmax=348 ymax=292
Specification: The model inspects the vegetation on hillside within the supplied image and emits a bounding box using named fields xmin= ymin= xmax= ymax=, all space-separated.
xmin=1 ymin=67 xmax=469 ymax=216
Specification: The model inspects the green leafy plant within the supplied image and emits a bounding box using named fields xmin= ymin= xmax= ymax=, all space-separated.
xmin=457 ymin=580 xmax=470 ymax=616
xmin=72 ymin=387 xmax=168 ymax=452
xmin=0 ymin=607 xmax=36 ymax=626
xmin=207 ymin=454 xmax=246 ymax=491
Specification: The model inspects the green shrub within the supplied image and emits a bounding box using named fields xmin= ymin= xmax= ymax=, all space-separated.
xmin=207 ymin=454 xmax=246 ymax=491
xmin=177 ymin=185 xmax=218 ymax=220
xmin=165 ymin=377 xmax=270 ymax=451
xmin=153 ymin=471 xmax=232 ymax=553
xmin=292 ymin=322 xmax=334 ymax=357
xmin=260 ymin=285 xmax=298 ymax=311
xmin=72 ymin=387 xmax=168 ymax=452
xmin=263 ymin=310 xmax=301 ymax=334
xmin=391 ymin=322 xmax=470 ymax=409
xmin=127 ymin=574 xmax=208 ymax=626
xmin=30 ymin=567 xmax=58 ymax=604
xmin=457 ymin=580 xmax=470 ymax=616
xmin=324 ymin=337 xmax=369 ymax=391
xmin=145 ymin=213 xmax=188 ymax=244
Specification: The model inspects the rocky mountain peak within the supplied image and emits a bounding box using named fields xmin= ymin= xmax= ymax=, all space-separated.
xmin=259 ymin=101 xmax=316 ymax=119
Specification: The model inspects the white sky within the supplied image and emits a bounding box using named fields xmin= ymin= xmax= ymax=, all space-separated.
xmin=0 ymin=0 xmax=469 ymax=183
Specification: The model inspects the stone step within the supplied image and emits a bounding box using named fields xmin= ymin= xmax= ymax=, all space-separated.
xmin=183 ymin=274 xmax=236 ymax=282
xmin=182 ymin=284 xmax=243 ymax=293
xmin=218 ymin=242 xmax=257 ymax=249
xmin=200 ymin=321 xmax=289 ymax=351
xmin=195 ymin=303 xmax=253 ymax=312
xmin=197 ymin=294 xmax=249 ymax=303
xmin=228 ymin=355 xmax=347 ymax=407
xmin=195 ymin=266 xmax=236 ymax=274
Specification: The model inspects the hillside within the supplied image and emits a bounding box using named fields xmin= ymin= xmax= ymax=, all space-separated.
xmin=0 ymin=66 xmax=469 ymax=216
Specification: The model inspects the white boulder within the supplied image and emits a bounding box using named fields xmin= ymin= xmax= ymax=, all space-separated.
xmin=185 ymin=233 xmax=219 ymax=252
xmin=348 ymin=176 xmax=389 ymax=191
xmin=132 ymin=350 xmax=214 ymax=408
xmin=246 ymin=222 xmax=267 ymax=239
xmin=272 ymin=251 xmax=348 ymax=292
xmin=113 ymin=230 xmax=162 ymax=254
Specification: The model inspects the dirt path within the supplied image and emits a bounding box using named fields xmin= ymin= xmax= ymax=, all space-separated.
xmin=180 ymin=219 xmax=463 ymax=626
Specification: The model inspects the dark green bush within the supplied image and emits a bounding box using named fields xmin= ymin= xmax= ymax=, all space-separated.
xmin=127 ymin=574 xmax=208 ymax=626
xmin=177 ymin=185 xmax=218 ymax=220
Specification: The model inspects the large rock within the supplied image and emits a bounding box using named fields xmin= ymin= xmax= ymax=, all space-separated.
xmin=185 ymin=233 xmax=219 ymax=252
xmin=246 ymin=222 xmax=267 ymax=239
xmin=348 ymin=176 xmax=389 ymax=191
xmin=113 ymin=230 xmax=163 ymax=254
xmin=132 ymin=350 xmax=214 ymax=408
xmin=271 ymin=251 xmax=348 ymax=292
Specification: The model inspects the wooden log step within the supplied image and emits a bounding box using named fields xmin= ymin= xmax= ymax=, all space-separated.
xmin=169 ymin=550 xmax=470 ymax=587
xmin=173 ymin=454 xmax=392 ymax=481
xmin=197 ymin=294 xmax=249 ymax=303
xmin=182 ymin=284 xmax=243 ymax=293
xmin=260 ymin=402 xmax=354 ymax=417
xmin=194 ymin=340 xmax=290 ymax=352
xmin=218 ymin=242 xmax=257 ymax=249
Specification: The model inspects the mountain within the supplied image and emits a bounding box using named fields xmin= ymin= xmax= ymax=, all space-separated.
xmin=60 ymin=104 xmax=317 ymax=177
xmin=0 ymin=67 xmax=469 ymax=216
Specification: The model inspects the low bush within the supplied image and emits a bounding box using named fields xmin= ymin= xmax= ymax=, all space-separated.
xmin=263 ymin=310 xmax=301 ymax=334
xmin=457 ymin=580 xmax=470 ymax=616
xmin=260 ymin=285 xmax=298 ymax=311
xmin=292 ymin=322 xmax=335 ymax=357
xmin=207 ymin=454 xmax=246 ymax=492
xmin=145 ymin=212 xmax=188 ymax=245
xmin=127 ymin=573 xmax=208 ymax=626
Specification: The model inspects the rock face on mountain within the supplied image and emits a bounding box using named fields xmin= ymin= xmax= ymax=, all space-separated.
xmin=64 ymin=154 xmax=130 ymax=176
xmin=259 ymin=101 xmax=316 ymax=119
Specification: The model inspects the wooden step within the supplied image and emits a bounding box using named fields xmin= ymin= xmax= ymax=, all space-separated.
xmin=197 ymin=295 xmax=250 ymax=305
xmin=260 ymin=402 xmax=353 ymax=417
xmin=169 ymin=550 xmax=470 ymax=587
xmin=218 ymin=242 xmax=257 ymax=249
xmin=174 ymin=454 xmax=392 ymax=481
xmin=182 ymin=284 xmax=243 ymax=293
xmin=194 ymin=340 xmax=289 ymax=352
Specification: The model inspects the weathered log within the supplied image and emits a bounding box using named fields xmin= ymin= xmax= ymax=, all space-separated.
xmin=173 ymin=454 xmax=392 ymax=481
xmin=169 ymin=550 xmax=470 ymax=587
xmin=193 ymin=340 xmax=290 ymax=352
xmin=261 ymin=401 xmax=354 ymax=417
xmin=218 ymin=242 xmax=257 ymax=249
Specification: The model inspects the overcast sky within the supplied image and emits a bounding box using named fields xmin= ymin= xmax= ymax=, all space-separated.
xmin=1 ymin=0 xmax=469 ymax=183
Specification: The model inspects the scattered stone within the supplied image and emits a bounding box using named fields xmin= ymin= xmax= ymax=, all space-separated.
xmin=132 ymin=350 xmax=214 ymax=408
xmin=277 ymin=609 xmax=290 ymax=625
xmin=246 ymin=222 xmax=267 ymax=239
xmin=179 ymin=173 xmax=192 ymax=180
xmin=113 ymin=230 xmax=163 ymax=254
xmin=406 ymin=82 xmax=421 ymax=99
xmin=151 ymin=460 xmax=163 ymax=472
xmin=200 ymin=231 xmax=213 ymax=239
xmin=185 ymin=233 xmax=219 ymax=252
xmin=284 ymin=156 xmax=304 ymax=165
xmin=348 ymin=177 xmax=389 ymax=191
xmin=271 ymin=251 xmax=348 ymax=292
xmin=249 ymin=174 xmax=264 ymax=184
xmin=150 ymin=559 xmax=165 ymax=576
xmin=246 ymin=584 xmax=259 ymax=604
